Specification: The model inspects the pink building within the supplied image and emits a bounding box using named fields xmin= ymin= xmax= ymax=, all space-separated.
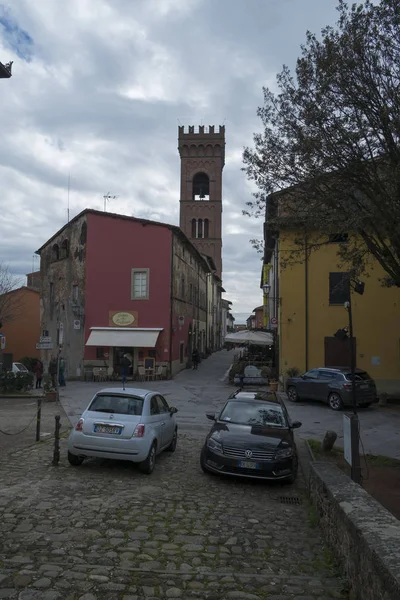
xmin=37 ymin=210 xmax=212 ymax=379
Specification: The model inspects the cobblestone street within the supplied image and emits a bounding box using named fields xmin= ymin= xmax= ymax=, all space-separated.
xmin=0 ymin=352 xmax=348 ymax=599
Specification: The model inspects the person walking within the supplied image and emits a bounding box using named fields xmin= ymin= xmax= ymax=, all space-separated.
xmin=58 ymin=355 xmax=66 ymax=387
xmin=49 ymin=356 xmax=58 ymax=388
xmin=34 ymin=359 xmax=43 ymax=389
xmin=191 ymin=348 xmax=200 ymax=370
xmin=121 ymin=354 xmax=131 ymax=385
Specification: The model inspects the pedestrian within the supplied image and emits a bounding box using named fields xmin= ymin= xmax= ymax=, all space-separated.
xmin=121 ymin=354 xmax=131 ymax=385
xmin=49 ymin=356 xmax=58 ymax=388
xmin=192 ymin=348 xmax=200 ymax=370
xmin=34 ymin=359 xmax=43 ymax=389
xmin=58 ymin=355 xmax=66 ymax=387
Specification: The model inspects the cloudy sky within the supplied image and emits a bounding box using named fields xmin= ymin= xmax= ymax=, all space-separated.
xmin=0 ymin=0 xmax=340 ymax=323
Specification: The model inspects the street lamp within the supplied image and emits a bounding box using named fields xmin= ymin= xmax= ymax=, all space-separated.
xmin=334 ymin=279 xmax=365 ymax=485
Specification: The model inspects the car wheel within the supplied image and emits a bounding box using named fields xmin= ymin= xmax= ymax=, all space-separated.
xmin=328 ymin=392 xmax=343 ymax=411
xmin=139 ymin=442 xmax=157 ymax=475
xmin=68 ymin=451 xmax=84 ymax=466
xmin=200 ymin=449 xmax=211 ymax=474
xmin=287 ymin=386 xmax=299 ymax=402
xmin=166 ymin=428 xmax=178 ymax=452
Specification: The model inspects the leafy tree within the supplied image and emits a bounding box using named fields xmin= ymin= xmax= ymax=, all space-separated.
xmin=243 ymin=0 xmax=400 ymax=286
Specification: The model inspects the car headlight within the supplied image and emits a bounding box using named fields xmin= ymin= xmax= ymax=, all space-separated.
xmin=275 ymin=447 xmax=293 ymax=459
xmin=207 ymin=437 xmax=223 ymax=453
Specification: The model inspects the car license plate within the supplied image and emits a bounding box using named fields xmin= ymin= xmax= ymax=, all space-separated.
xmin=94 ymin=425 xmax=121 ymax=435
xmin=238 ymin=461 xmax=259 ymax=469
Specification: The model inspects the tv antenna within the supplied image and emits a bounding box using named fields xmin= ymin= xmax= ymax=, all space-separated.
xmin=103 ymin=192 xmax=118 ymax=212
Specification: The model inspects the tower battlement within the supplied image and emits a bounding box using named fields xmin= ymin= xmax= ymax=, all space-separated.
xmin=178 ymin=125 xmax=225 ymax=139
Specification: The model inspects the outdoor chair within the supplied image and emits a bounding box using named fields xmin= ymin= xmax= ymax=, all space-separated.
xmin=138 ymin=366 xmax=146 ymax=382
xmin=155 ymin=366 xmax=164 ymax=380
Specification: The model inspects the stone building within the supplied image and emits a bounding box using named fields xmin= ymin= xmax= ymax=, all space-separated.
xmin=36 ymin=210 xmax=213 ymax=378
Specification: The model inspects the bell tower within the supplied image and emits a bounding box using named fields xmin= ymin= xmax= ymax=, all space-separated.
xmin=178 ymin=125 xmax=225 ymax=278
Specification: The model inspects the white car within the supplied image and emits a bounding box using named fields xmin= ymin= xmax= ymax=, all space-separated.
xmin=12 ymin=362 xmax=29 ymax=374
xmin=68 ymin=388 xmax=178 ymax=474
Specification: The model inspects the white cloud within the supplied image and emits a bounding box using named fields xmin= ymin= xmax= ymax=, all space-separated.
xmin=0 ymin=0 xmax=340 ymax=319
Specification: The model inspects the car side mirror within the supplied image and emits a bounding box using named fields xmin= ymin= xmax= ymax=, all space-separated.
xmin=291 ymin=421 xmax=302 ymax=429
xmin=206 ymin=412 xmax=216 ymax=421
xmin=169 ymin=407 xmax=178 ymax=415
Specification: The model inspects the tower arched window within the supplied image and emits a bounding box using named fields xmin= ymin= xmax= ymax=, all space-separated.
xmin=191 ymin=218 xmax=196 ymax=238
xmin=192 ymin=172 xmax=210 ymax=201
xmin=197 ymin=219 xmax=203 ymax=239
xmin=204 ymin=219 xmax=209 ymax=239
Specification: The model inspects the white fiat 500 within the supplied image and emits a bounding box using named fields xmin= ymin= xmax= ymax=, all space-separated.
xmin=68 ymin=388 xmax=178 ymax=474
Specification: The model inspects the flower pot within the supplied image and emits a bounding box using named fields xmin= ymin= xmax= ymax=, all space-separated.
xmin=269 ymin=381 xmax=279 ymax=392
xmin=45 ymin=391 xmax=57 ymax=402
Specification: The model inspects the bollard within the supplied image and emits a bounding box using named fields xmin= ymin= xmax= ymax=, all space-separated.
xmin=36 ymin=397 xmax=42 ymax=442
xmin=52 ymin=415 xmax=61 ymax=466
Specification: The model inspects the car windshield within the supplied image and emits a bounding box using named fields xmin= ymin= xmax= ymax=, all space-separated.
xmin=219 ymin=401 xmax=287 ymax=428
xmin=88 ymin=394 xmax=143 ymax=416
xmin=344 ymin=371 xmax=371 ymax=381
xmin=15 ymin=363 xmax=27 ymax=371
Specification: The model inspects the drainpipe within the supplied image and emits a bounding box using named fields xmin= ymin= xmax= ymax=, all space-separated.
xmin=305 ymin=236 xmax=309 ymax=372
xmin=169 ymin=239 xmax=174 ymax=379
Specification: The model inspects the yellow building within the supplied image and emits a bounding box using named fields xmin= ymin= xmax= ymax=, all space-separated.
xmin=275 ymin=233 xmax=400 ymax=394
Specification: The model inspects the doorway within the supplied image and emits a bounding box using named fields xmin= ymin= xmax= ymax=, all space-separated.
xmin=113 ymin=347 xmax=138 ymax=379
xmin=324 ymin=337 xmax=356 ymax=368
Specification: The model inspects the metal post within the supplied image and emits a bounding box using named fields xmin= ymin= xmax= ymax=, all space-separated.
xmin=36 ymin=397 xmax=42 ymax=442
xmin=52 ymin=415 xmax=61 ymax=466
xmin=347 ymin=294 xmax=361 ymax=484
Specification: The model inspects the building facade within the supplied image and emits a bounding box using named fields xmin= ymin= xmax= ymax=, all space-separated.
xmin=264 ymin=196 xmax=400 ymax=393
xmin=178 ymin=125 xmax=225 ymax=279
xmin=36 ymin=210 xmax=213 ymax=379
xmin=0 ymin=286 xmax=40 ymax=362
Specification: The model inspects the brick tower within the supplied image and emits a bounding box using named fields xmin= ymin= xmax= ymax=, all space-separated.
xmin=178 ymin=125 xmax=225 ymax=278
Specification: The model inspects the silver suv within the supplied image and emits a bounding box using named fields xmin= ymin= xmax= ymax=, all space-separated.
xmin=285 ymin=367 xmax=377 ymax=411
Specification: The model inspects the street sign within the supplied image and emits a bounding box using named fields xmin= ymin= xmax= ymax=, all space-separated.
xmin=40 ymin=336 xmax=52 ymax=343
xmin=36 ymin=342 xmax=53 ymax=350
xmin=271 ymin=317 xmax=278 ymax=324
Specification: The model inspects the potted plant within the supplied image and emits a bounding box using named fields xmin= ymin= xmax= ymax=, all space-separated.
xmin=286 ymin=367 xmax=301 ymax=378
xmin=43 ymin=375 xmax=56 ymax=402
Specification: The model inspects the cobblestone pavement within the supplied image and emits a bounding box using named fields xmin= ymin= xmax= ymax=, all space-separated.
xmin=0 ymin=353 xmax=349 ymax=599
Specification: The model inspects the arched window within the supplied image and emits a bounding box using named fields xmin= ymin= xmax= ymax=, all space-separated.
xmin=191 ymin=218 xmax=196 ymax=239
xmin=204 ymin=219 xmax=209 ymax=239
xmin=61 ymin=239 xmax=69 ymax=259
xmin=192 ymin=172 xmax=210 ymax=201
xmin=80 ymin=222 xmax=87 ymax=244
xmin=198 ymin=219 xmax=203 ymax=239
xmin=52 ymin=244 xmax=59 ymax=262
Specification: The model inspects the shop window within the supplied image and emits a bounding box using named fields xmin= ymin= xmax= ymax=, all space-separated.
xmin=96 ymin=347 xmax=105 ymax=359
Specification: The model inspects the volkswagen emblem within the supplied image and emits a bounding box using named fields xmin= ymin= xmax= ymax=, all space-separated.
xmin=245 ymin=449 xmax=253 ymax=458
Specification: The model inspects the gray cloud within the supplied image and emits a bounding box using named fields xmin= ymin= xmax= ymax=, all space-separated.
xmin=0 ymin=0 xmax=340 ymax=320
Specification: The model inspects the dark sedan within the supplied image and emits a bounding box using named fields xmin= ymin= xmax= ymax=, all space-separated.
xmin=286 ymin=367 xmax=378 ymax=411
xmin=200 ymin=391 xmax=301 ymax=483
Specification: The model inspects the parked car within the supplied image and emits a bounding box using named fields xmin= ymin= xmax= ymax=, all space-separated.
xmin=68 ymin=388 xmax=178 ymax=474
xmin=12 ymin=362 xmax=29 ymax=374
xmin=286 ymin=367 xmax=378 ymax=410
xmin=200 ymin=390 xmax=301 ymax=483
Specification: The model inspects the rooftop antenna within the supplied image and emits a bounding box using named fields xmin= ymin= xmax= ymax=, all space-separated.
xmin=67 ymin=173 xmax=70 ymax=223
xmin=103 ymin=192 xmax=118 ymax=212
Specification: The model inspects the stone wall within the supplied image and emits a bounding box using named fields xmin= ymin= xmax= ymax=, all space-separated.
xmin=309 ymin=461 xmax=400 ymax=600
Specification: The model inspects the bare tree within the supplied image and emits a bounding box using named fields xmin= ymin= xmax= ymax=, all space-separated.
xmin=0 ymin=263 xmax=22 ymax=326
xmin=243 ymin=0 xmax=400 ymax=286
